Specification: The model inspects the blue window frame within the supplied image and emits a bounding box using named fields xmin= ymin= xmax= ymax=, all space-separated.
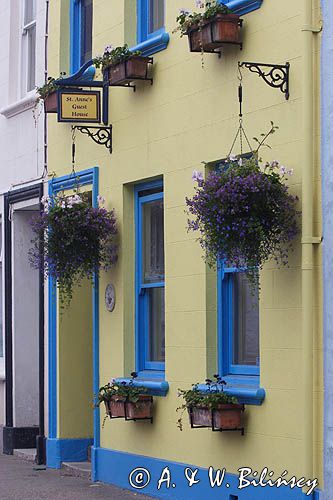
xmin=137 ymin=0 xmax=165 ymax=44
xmin=70 ymin=0 xmax=93 ymax=74
xmin=218 ymin=265 xmax=260 ymax=379
xmin=135 ymin=180 xmax=165 ymax=377
xmin=132 ymin=0 xmax=169 ymax=56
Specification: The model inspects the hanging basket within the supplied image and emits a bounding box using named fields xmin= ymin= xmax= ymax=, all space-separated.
xmin=187 ymin=14 xmax=242 ymax=53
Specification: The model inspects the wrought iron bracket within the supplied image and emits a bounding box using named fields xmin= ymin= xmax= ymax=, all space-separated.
xmin=72 ymin=125 xmax=112 ymax=153
xmin=238 ymin=61 xmax=290 ymax=100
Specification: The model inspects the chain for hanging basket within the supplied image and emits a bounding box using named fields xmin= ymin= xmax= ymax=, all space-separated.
xmin=70 ymin=126 xmax=81 ymax=192
xmin=227 ymin=68 xmax=253 ymax=158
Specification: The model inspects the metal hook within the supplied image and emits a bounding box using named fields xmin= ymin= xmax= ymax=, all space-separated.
xmin=237 ymin=63 xmax=243 ymax=82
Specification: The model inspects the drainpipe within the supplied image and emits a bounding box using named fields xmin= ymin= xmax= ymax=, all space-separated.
xmin=35 ymin=0 xmax=50 ymax=467
xmin=301 ymin=0 xmax=321 ymax=486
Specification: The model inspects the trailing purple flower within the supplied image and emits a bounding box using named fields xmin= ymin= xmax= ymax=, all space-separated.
xmin=29 ymin=192 xmax=118 ymax=308
xmin=186 ymin=154 xmax=300 ymax=289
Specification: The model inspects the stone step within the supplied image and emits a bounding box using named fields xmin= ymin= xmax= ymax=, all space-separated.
xmin=62 ymin=461 xmax=91 ymax=479
xmin=13 ymin=449 xmax=36 ymax=463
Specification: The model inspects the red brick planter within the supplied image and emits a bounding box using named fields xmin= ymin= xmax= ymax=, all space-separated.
xmin=105 ymin=395 xmax=153 ymax=421
xmin=126 ymin=395 xmax=153 ymax=420
xmin=107 ymin=56 xmax=152 ymax=86
xmin=43 ymin=91 xmax=58 ymax=113
xmin=105 ymin=396 xmax=126 ymax=418
xmin=187 ymin=14 xmax=242 ymax=53
xmin=189 ymin=403 xmax=244 ymax=430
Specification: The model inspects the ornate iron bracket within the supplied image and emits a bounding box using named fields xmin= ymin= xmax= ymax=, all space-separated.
xmin=238 ymin=61 xmax=290 ymax=100
xmin=73 ymin=125 xmax=112 ymax=153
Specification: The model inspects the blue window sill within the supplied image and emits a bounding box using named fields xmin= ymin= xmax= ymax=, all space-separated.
xmin=226 ymin=0 xmax=263 ymax=15
xmin=115 ymin=377 xmax=169 ymax=397
xmin=197 ymin=377 xmax=265 ymax=406
xmin=131 ymin=32 xmax=170 ymax=57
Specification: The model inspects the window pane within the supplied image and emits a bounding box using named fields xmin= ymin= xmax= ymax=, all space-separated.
xmin=148 ymin=287 xmax=165 ymax=362
xmin=80 ymin=0 xmax=93 ymax=66
xmin=24 ymin=0 xmax=35 ymax=25
xmin=232 ymin=273 xmax=259 ymax=366
xmin=27 ymin=24 xmax=36 ymax=92
xmin=149 ymin=0 xmax=164 ymax=33
xmin=142 ymin=198 xmax=164 ymax=283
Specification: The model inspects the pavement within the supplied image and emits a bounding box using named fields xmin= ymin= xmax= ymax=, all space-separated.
xmin=0 ymin=453 xmax=153 ymax=500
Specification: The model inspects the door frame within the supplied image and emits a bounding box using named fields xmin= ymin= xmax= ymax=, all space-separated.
xmin=3 ymin=183 xmax=45 ymax=464
xmin=47 ymin=167 xmax=100 ymax=468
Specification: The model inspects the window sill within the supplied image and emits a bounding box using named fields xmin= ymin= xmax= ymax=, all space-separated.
xmin=0 ymin=92 xmax=38 ymax=119
xmin=116 ymin=377 xmax=169 ymax=397
xmin=197 ymin=378 xmax=265 ymax=406
xmin=131 ymin=32 xmax=170 ymax=57
xmin=226 ymin=0 xmax=263 ymax=15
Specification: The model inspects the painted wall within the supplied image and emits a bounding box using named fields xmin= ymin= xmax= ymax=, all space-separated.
xmin=320 ymin=0 xmax=333 ymax=498
xmin=57 ymin=281 xmax=93 ymax=439
xmin=47 ymin=0 xmax=323 ymax=496
xmin=0 ymin=0 xmax=46 ymax=429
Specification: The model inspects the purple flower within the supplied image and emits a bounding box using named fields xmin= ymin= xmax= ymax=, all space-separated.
xmin=185 ymin=155 xmax=299 ymax=289
xmin=192 ymin=170 xmax=204 ymax=183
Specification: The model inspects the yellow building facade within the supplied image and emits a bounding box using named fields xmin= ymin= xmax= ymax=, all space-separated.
xmin=46 ymin=1 xmax=323 ymax=498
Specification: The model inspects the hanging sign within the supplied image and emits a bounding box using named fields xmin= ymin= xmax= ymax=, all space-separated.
xmin=57 ymin=90 xmax=101 ymax=123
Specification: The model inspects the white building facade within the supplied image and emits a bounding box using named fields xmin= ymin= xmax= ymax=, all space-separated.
xmin=0 ymin=0 xmax=47 ymax=464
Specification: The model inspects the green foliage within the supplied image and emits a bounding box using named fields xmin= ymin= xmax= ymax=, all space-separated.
xmin=93 ymin=44 xmax=142 ymax=72
xmin=96 ymin=372 xmax=148 ymax=406
xmin=36 ymin=73 xmax=66 ymax=100
xmin=176 ymin=375 xmax=238 ymax=430
xmin=174 ymin=1 xmax=232 ymax=37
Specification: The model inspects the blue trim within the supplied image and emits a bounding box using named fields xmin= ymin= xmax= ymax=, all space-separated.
xmin=217 ymin=265 xmax=264 ymax=404
xmin=70 ymin=0 xmax=94 ymax=74
xmin=131 ymin=32 xmax=170 ymax=57
xmin=47 ymin=438 xmax=93 ymax=469
xmin=48 ymin=168 xmax=99 ymax=452
xmin=135 ymin=179 xmax=165 ymax=376
xmin=133 ymin=0 xmax=169 ymax=56
xmin=93 ymin=447 xmax=319 ymax=499
xmin=225 ymin=0 xmax=263 ymax=15
xmin=115 ymin=378 xmax=169 ymax=397
xmin=218 ymin=266 xmax=260 ymax=378
xmin=196 ymin=382 xmax=265 ymax=406
xmin=70 ymin=0 xmax=81 ymax=74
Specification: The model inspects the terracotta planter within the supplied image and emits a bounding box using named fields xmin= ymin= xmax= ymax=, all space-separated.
xmin=107 ymin=56 xmax=151 ymax=85
xmin=43 ymin=91 xmax=58 ymax=113
xmin=189 ymin=404 xmax=244 ymax=430
xmin=105 ymin=396 xmax=126 ymax=418
xmin=187 ymin=14 xmax=241 ymax=53
xmin=126 ymin=395 xmax=153 ymax=420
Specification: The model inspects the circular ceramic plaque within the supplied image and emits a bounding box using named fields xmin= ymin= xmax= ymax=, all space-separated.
xmin=105 ymin=283 xmax=116 ymax=312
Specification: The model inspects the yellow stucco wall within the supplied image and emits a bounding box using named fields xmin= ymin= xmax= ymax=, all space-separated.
xmin=47 ymin=0 xmax=323 ymax=486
